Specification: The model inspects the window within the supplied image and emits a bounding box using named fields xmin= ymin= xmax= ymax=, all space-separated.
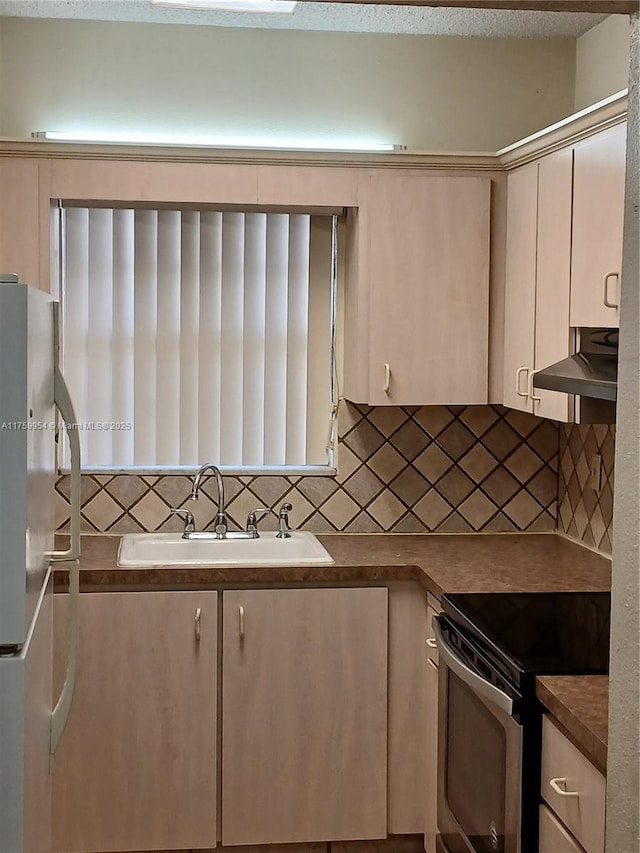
xmin=59 ymin=206 xmax=337 ymax=471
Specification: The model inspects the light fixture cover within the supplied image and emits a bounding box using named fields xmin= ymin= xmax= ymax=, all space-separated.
xmin=33 ymin=130 xmax=402 ymax=153
xmin=151 ymin=0 xmax=298 ymax=12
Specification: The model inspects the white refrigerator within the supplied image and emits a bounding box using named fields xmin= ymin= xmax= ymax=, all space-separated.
xmin=0 ymin=278 xmax=81 ymax=853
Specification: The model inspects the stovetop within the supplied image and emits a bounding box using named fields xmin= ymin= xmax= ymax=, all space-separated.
xmin=441 ymin=591 xmax=610 ymax=692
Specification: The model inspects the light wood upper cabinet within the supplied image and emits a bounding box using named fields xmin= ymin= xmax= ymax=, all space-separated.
xmin=503 ymin=163 xmax=538 ymax=414
xmin=0 ymin=158 xmax=51 ymax=292
xmin=52 ymin=591 xmax=218 ymax=853
xmin=534 ymin=148 xmax=574 ymax=421
xmin=503 ymin=149 xmax=573 ymax=422
xmin=221 ymin=587 xmax=388 ymax=846
xmin=570 ymin=122 xmax=626 ymax=328
xmin=344 ymin=171 xmax=491 ymax=406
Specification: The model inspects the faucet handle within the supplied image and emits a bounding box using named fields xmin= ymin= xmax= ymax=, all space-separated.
xmin=170 ymin=508 xmax=196 ymax=538
xmin=276 ymin=503 xmax=293 ymax=539
xmin=246 ymin=507 xmax=273 ymax=535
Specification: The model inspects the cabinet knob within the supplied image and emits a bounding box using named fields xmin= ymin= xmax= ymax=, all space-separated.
xmin=425 ymin=638 xmax=438 ymax=649
xmin=383 ymin=363 xmax=391 ymax=394
xmin=603 ymin=271 xmax=620 ymax=309
xmin=194 ymin=607 xmax=201 ymax=642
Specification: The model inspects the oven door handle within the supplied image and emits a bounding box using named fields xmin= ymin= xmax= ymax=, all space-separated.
xmin=433 ymin=619 xmax=514 ymax=716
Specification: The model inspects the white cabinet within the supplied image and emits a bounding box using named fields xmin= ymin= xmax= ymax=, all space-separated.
xmin=52 ymin=591 xmax=218 ymax=853
xmin=503 ymin=148 xmax=573 ymax=421
xmin=221 ymin=587 xmax=388 ymax=845
xmin=570 ymin=122 xmax=626 ymax=328
xmin=344 ymin=170 xmax=491 ymax=406
xmin=540 ymin=716 xmax=606 ymax=853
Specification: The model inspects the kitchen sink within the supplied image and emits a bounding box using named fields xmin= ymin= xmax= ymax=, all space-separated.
xmin=117 ymin=531 xmax=335 ymax=567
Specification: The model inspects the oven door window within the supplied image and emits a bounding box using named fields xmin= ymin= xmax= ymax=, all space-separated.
xmin=446 ymin=670 xmax=507 ymax=853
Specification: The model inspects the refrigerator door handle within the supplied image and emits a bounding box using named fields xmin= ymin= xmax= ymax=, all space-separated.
xmin=49 ymin=553 xmax=79 ymax=761
xmin=47 ymin=302 xmax=81 ymax=760
xmin=46 ymin=363 xmax=80 ymax=563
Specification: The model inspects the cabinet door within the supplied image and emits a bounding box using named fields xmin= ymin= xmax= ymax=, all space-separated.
xmin=424 ymin=658 xmax=439 ymax=853
xmin=364 ymin=172 xmax=490 ymax=405
xmin=541 ymin=716 xmax=605 ymax=853
xmin=533 ymin=148 xmax=574 ymax=422
xmin=570 ymin=122 xmax=626 ymax=328
xmin=52 ymin=591 xmax=218 ymax=853
xmin=387 ymin=582 xmax=428 ymax=834
xmin=222 ymin=587 xmax=388 ymax=845
xmin=539 ymin=805 xmax=588 ymax=853
xmin=0 ymin=159 xmax=47 ymax=291
xmin=503 ymin=163 xmax=537 ymax=413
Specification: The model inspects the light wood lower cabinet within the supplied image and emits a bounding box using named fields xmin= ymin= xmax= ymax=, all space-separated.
xmin=221 ymin=587 xmax=389 ymax=846
xmin=53 ymin=585 xmax=425 ymax=852
xmin=52 ymin=591 xmax=218 ymax=853
xmin=424 ymin=658 xmax=439 ymax=853
xmin=539 ymin=805 xmax=587 ymax=853
xmin=387 ymin=583 xmax=429 ymax=834
xmin=424 ymin=599 xmax=441 ymax=853
xmin=540 ymin=716 xmax=605 ymax=853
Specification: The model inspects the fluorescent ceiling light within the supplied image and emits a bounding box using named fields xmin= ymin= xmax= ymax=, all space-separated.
xmin=34 ymin=131 xmax=402 ymax=153
xmin=150 ymin=0 xmax=298 ymax=12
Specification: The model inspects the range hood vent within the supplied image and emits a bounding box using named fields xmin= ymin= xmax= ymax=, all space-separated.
xmin=533 ymin=329 xmax=618 ymax=402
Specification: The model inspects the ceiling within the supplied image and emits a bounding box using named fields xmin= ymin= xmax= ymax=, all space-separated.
xmin=0 ymin=0 xmax=608 ymax=38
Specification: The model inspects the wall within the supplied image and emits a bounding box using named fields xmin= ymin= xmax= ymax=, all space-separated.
xmin=575 ymin=15 xmax=630 ymax=111
xmin=0 ymin=18 xmax=576 ymax=151
xmin=55 ymin=404 xmax=559 ymax=535
xmin=557 ymin=424 xmax=615 ymax=555
xmin=606 ymin=11 xmax=639 ymax=852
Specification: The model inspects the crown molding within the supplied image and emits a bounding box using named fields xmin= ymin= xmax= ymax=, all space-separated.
xmin=0 ymin=138 xmax=500 ymax=170
xmin=498 ymin=90 xmax=628 ymax=170
xmin=301 ymin=0 xmax=638 ymax=11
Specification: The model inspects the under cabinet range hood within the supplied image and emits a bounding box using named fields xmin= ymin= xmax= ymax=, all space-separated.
xmin=533 ymin=329 xmax=618 ymax=402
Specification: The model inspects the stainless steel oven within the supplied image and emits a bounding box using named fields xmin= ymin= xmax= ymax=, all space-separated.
xmin=435 ymin=616 xmax=524 ymax=853
xmin=433 ymin=592 xmax=610 ymax=853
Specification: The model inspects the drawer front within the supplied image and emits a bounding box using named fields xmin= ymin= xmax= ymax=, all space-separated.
xmin=539 ymin=805 xmax=587 ymax=853
xmin=541 ymin=716 xmax=606 ymax=853
xmin=426 ymin=604 xmax=439 ymax=665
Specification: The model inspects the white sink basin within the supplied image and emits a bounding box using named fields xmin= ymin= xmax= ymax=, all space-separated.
xmin=117 ymin=531 xmax=335 ymax=567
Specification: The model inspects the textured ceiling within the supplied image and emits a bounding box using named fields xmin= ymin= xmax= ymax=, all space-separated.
xmin=0 ymin=1 xmax=607 ymax=37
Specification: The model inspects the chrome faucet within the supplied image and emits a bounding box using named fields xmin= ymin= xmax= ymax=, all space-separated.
xmin=276 ymin=502 xmax=293 ymax=539
xmin=245 ymin=507 xmax=274 ymax=537
xmin=190 ymin=463 xmax=227 ymax=537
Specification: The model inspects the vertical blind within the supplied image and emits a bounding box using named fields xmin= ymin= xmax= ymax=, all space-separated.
xmin=61 ymin=207 xmax=335 ymax=469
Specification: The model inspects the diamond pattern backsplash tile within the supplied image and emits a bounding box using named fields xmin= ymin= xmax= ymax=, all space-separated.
xmin=55 ymin=404 xmax=559 ymax=535
xmin=557 ymin=424 xmax=615 ymax=555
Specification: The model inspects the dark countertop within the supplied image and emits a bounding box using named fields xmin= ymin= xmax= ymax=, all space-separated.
xmin=536 ymin=675 xmax=609 ymax=774
xmin=54 ymin=531 xmax=611 ymax=772
xmin=54 ymin=532 xmax=611 ymax=598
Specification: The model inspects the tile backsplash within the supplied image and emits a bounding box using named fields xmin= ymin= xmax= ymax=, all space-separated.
xmin=557 ymin=423 xmax=615 ymax=555
xmin=55 ymin=403 xmax=560 ymax=536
